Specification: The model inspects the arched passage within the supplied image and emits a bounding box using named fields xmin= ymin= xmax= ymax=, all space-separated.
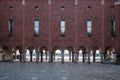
xmin=65 ymin=46 xmax=74 ymax=62
xmin=104 ymin=47 xmax=115 ymax=62
xmin=26 ymin=46 xmax=34 ymax=62
xmin=40 ymin=46 xmax=48 ymax=62
xmin=78 ymin=46 xmax=86 ymax=62
xmin=2 ymin=46 xmax=11 ymax=61
xmin=52 ymin=46 xmax=61 ymax=62
xmin=91 ymin=47 xmax=101 ymax=62
xmin=13 ymin=46 xmax=22 ymax=62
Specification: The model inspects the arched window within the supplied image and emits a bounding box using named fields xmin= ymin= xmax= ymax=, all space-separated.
xmin=61 ymin=6 xmax=65 ymax=11
xmin=34 ymin=19 xmax=39 ymax=37
xmin=60 ymin=19 xmax=65 ymax=36
xmin=35 ymin=5 xmax=39 ymax=11
xmin=87 ymin=19 xmax=92 ymax=37
xmin=110 ymin=19 xmax=116 ymax=37
xmin=8 ymin=19 xmax=14 ymax=37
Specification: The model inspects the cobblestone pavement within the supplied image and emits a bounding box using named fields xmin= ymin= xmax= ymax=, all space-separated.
xmin=0 ymin=62 xmax=120 ymax=80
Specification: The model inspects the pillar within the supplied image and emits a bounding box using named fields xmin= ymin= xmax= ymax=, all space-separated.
xmin=93 ymin=51 xmax=96 ymax=62
xmin=82 ymin=52 xmax=85 ymax=62
xmin=49 ymin=52 xmax=51 ymax=62
xmin=113 ymin=52 xmax=116 ymax=64
xmin=10 ymin=51 xmax=14 ymax=62
xmin=20 ymin=51 xmax=22 ymax=62
xmin=72 ymin=52 xmax=74 ymax=62
xmin=41 ymin=52 xmax=43 ymax=62
xmin=30 ymin=51 xmax=32 ymax=62
xmin=87 ymin=51 xmax=90 ymax=63
xmin=75 ymin=52 xmax=78 ymax=63
xmin=22 ymin=50 xmax=26 ymax=63
xmin=69 ymin=52 xmax=71 ymax=61
xmin=46 ymin=52 xmax=47 ymax=61
xmin=61 ymin=50 xmax=64 ymax=63
xmin=0 ymin=51 xmax=3 ymax=61
xmin=100 ymin=51 xmax=103 ymax=63
xmin=36 ymin=50 xmax=39 ymax=63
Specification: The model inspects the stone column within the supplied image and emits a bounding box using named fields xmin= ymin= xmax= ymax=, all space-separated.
xmin=0 ymin=51 xmax=3 ymax=61
xmin=93 ymin=51 xmax=96 ymax=62
xmin=10 ymin=51 xmax=14 ymax=62
xmin=87 ymin=51 xmax=90 ymax=63
xmin=61 ymin=50 xmax=64 ymax=63
xmin=23 ymin=50 xmax=26 ymax=63
xmin=100 ymin=51 xmax=103 ymax=63
xmin=69 ymin=52 xmax=71 ymax=61
xmin=82 ymin=52 xmax=85 ymax=62
xmin=41 ymin=52 xmax=43 ymax=62
xmin=72 ymin=52 xmax=74 ymax=62
xmin=20 ymin=51 xmax=22 ymax=62
xmin=30 ymin=51 xmax=33 ymax=62
xmin=36 ymin=50 xmax=39 ymax=63
xmin=75 ymin=52 xmax=78 ymax=63
xmin=49 ymin=52 xmax=51 ymax=63
xmin=113 ymin=52 xmax=116 ymax=64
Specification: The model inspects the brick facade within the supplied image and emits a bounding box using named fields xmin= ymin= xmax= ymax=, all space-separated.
xmin=0 ymin=0 xmax=120 ymax=62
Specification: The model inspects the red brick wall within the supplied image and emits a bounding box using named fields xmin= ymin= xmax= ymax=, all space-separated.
xmin=0 ymin=0 xmax=119 ymax=51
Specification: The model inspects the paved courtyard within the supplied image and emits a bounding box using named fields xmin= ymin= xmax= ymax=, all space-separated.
xmin=0 ymin=62 xmax=120 ymax=80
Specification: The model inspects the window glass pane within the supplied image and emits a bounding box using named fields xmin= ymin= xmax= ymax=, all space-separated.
xmin=34 ymin=19 xmax=39 ymax=36
xmin=34 ymin=21 xmax=39 ymax=27
xmin=61 ymin=21 xmax=65 ymax=27
xmin=8 ymin=19 xmax=13 ymax=36
xmin=60 ymin=20 xmax=65 ymax=34
xmin=87 ymin=20 xmax=92 ymax=33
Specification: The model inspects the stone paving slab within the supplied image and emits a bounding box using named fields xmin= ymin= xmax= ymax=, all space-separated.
xmin=0 ymin=62 xmax=120 ymax=80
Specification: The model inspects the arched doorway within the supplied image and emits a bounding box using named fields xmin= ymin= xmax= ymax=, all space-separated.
xmin=52 ymin=46 xmax=61 ymax=62
xmin=54 ymin=49 xmax=61 ymax=62
xmin=91 ymin=47 xmax=101 ymax=62
xmin=65 ymin=46 xmax=74 ymax=62
xmin=13 ymin=47 xmax=22 ymax=62
xmin=2 ymin=46 xmax=11 ymax=61
xmin=78 ymin=46 xmax=86 ymax=62
xmin=104 ymin=47 xmax=115 ymax=62
xmin=40 ymin=46 xmax=48 ymax=62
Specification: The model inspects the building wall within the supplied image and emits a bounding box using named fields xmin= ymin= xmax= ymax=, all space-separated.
xmin=0 ymin=0 xmax=120 ymax=52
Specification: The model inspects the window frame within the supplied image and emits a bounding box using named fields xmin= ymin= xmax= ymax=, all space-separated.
xmin=8 ymin=19 xmax=14 ymax=37
xmin=87 ymin=19 xmax=92 ymax=37
xmin=110 ymin=19 xmax=116 ymax=37
xmin=60 ymin=19 xmax=66 ymax=36
xmin=34 ymin=19 xmax=39 ymax=37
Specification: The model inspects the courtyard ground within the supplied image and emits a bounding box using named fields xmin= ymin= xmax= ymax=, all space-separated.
xmin=0 ymin=62 xmax=120 ymax=80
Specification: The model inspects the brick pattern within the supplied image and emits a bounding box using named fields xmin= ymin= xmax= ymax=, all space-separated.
xmin=0 ymin=0 xmax=119 ymax=51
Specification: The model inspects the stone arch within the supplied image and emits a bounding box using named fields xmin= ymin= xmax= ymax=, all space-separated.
xmin=2 ymin=46 xmax=11 ymax=61
xmin=26 ymin=46 xmax=34 ymax=62
xmin=104 ymin=46 xmax=115 ymax=62
xmin=52 ymin=46 xmax=61 ymax=62
xmin=39 ymin=46 xmax=48 ymax=62
xmin=13 ymin=46 xmax=22 ymax=62
xmin=78 ymin=46 xmax=86 ymax=62
xmin=65 ymin=46 xmax=74 ymax=62
xmin=92 ymin=46 xmax=101 ymax=62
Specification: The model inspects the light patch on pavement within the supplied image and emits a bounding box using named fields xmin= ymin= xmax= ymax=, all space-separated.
xmin=41 ymin=70 xmax=45 ymax=73
xmin=32 ymin=77 xmax=38 ymax=80
xmin=0 ymin=77 xmax=9 ymax=80
xmin=61 ymin=76 xmax=67 ymax=80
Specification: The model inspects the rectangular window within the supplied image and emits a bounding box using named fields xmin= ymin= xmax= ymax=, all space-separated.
xmin=60 ymin=19 xmax=65 ymax=36
xmin=8 ymin=19 xmax=14 ymax=37
xmin=111 ymin=20 xmax=116 ymax=37
xmin=34 ymin=19 xmax=39 ymax=37
xmin=87 ymin=20 xmax=92 ymax=37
